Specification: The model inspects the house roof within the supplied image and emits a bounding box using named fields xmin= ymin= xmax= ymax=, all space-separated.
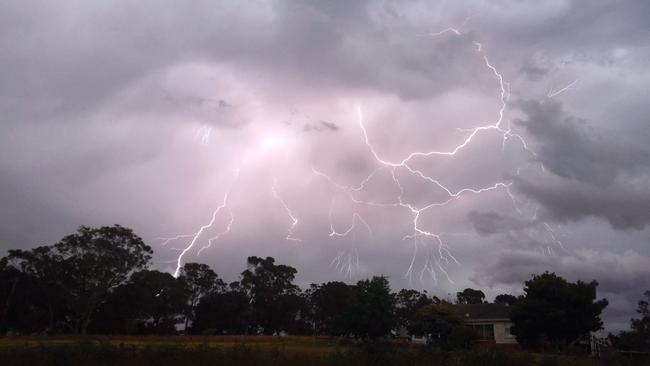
xmin=451 ymin=303 xmax=512 ymax=321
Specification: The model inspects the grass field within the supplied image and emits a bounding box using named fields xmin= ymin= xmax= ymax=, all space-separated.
xmin=0 ymin=335 xmax=342 ymax=350
xmin=0 ymin=336 xmax=645 ymax=366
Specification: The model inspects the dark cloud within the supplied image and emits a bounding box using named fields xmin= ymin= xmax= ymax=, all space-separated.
xmin=303 ymin=120 xmax=339 ymax=133
xmin=520 ymin=53 xmax=553 ymax=81
xmin=514 ymin=176 xmax=650 ymax=231
xmin=509 ymin=98 xmax=650 ymax=230
xmin=514 ymin=99 xmax=650 ymax=187
xmin=320 ymin=120 xmax=339 ymax=131
xmin=468 ymin=211 xmax=531 ymax=236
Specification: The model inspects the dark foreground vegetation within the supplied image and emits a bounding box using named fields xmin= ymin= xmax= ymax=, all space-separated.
xmin=0 ymin=336 xmax=648 ymax=366
xmin=1 ymin=225 xmax=649 ymax=365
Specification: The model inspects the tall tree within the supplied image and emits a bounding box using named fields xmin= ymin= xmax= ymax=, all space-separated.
xmin=178 ymin=262 xmax=225 ymax=331
xmin=240 ymin=256 xmax=301 ymax=334
xmin=56 ymin=225 xmax=152 ymax=334
xmin=348 ymin=276 xmax=396 ymax=339
xmin=7 ymin=246 xmax=66 ymax=332
xmin=126 ymin=270 xmax=187 ymax=333
xmin=409 ymin=304 xmax=464 ymax=348
xmin=395 ymin=289 xmax=436 ymax=331
xmin=456 ymin=288 xmax=486 ymax=305
xmin=630 ymin=290 xmax=650 ymax=342
xmin=613 ymin=290 xmax=650 ymax=350
xmin=494 ymin=294 xmax=518 ymax=306
xmin=309 ymin=281 xmax=356 ymax=336
xmin=91 ymin=270 xmax=187 ymax=334
xmin=511 ymin=272 xmax=608 ymax=347
xmin=192 ymin=281 xmax=251 ymax=335
xmin=0 ymin=257 xmax=48 ymax=332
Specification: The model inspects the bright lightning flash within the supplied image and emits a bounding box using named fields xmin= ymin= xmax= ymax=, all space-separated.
xmin=312 ymin=19 xmax=560 ymax=284
xmin=162 ymin=18 xmax=564 ymax=283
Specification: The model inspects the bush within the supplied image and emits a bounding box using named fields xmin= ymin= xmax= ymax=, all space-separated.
xmin=459 ymin=350 xmax=531 ymax=366
xmin=447 ymin=327 xmax=478 ymax=350
xmin=537 ymin=356 xmax=560 ymax=366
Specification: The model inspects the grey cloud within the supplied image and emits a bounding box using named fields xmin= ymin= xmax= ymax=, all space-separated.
xmin=514 ymin=99 xmax=650 ymax=187
xmin=320 ymin=121 xmax=339 ymax=131
xmin=512 ymin=98 xmax=650 ymax=232
xmin=520 ymin=53 xmax=553 ymax=81
xmin=466 ymin=210 xmax=565 ymax=254
xmin=303 ymin=120 xmax=339 ymax=133
xmin=515 ymin=176 xmax=650 ymax=231
xmin=468 ymin=211 xmax=532 ymax=236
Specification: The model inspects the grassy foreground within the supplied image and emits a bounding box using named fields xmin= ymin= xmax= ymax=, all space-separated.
xmin=0 ymin=336 xmax=644 ymax=366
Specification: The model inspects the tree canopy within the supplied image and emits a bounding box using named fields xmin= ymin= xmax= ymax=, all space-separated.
xmin=309 ymin=281 xmax=356 ymax=336
xmin=1 ymin=224 xmax=627 ymax=352
xmin=612 ymin=290 xmax=650 ymax=351
xmin=348 ymin=276 xmax=396 ymax=339
xmin=7 ymin=225 xmax=152 ymax=334
xmin=240 ymin=256 xmax=302 ymax=334
xmin=494 ymin=294 xmax=517 ymax=306
xmin=510 ymin=272 xmax=608 ymax=347
xmin=178 ymin=262 xmax=225 ymax=331
xmin=456 ymin=288 xmax=486 ymax=305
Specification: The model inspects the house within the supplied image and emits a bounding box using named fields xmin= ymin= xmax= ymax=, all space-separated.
xmin=452 ymin=303 xmax=517 ymax=345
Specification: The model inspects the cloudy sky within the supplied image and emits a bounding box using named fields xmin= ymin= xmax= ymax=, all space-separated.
xmin=1 ymin=1 xmax=649 ymax=331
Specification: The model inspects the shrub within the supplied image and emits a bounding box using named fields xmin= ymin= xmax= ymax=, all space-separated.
xmin=448 ymin=326 xmax=478 ymax=350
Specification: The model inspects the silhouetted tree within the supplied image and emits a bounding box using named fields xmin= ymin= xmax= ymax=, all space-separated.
xmin=309 ymin=281 xmax=356 ymax=336
xmin=409 ymin=304 xmax=464 ymax=348
xmin=612 ymin=290 xmax=650 ymax=351
xmin=91 ymin=269 xmax=186 ymax=334
xmin=348 ymin=276 xmax=396 ymax=339
xmin=178 ymin=262 xmax=225 ymax=331
xmin=511 ymin=272 xmax=608 ymax=348
xmin=456 ymin=288 xmax=486 ymax=305
xmin=130 ymin=270 xmax=187 ymax=333
xmin=240 ymin=256 xmax=301 ymax=334
xmin=494 ymin=294 xmax=518 ymax=306
xmin=9 ymin=225 xmax=152 ymax=334
xmin=630 ymin=291 xmax=650 ymax=341
xmin=0 ymin=257 xmax=50 ymax=333
xmin=7 ymin=246 xmax=67 ymax=332
xmin=57 ymin=225 xmax=153 ymax=334
xmin=395 ymin=289 xmax=437 ymax=331
xmin=192 ymin=281 xmax=251 ymax=335
xmin=0 ymin=258 xmax=16 ymax=331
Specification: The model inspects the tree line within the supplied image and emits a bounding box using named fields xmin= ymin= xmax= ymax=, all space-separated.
xmin=1 ymin=225 xmax=647 ymax=350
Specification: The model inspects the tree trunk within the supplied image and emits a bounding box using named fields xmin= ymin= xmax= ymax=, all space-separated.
xmin=184 ymin=297 xmax=197 ymax=334
xmin=80 ymin=302 xmax=97 ymax=335
xmin=48 ymin=304 xmax=56 ymax=333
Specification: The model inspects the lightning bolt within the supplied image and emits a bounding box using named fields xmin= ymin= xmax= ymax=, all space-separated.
xmin=272 ymin=178 xmax=302 ymax=242
xmin=329 ymin=212 xmax=373 ymax=239
xmin=547 ymin=79 xmax=578 ymax=98
xmin=197 ymin=205 xmax=235 ymax=256
xmin=171 ymin=169 xmax=239 ymax=278
xmin=327 ymin=201 xmax=373 ymax=277
xmin=155 ymin=234 xmax=195 ymax=247
xmin=314 ymin=19 xmax=541 ymax=283
xmin=161 ymin=17 xmax=565 ymax=284
xmin=330 ymin=249 xmax=360 ymax=278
